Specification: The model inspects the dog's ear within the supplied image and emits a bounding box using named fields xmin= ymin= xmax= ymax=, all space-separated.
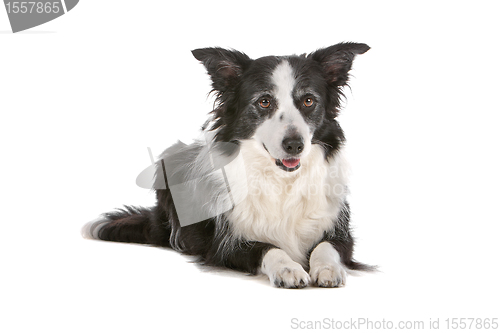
xmin=309 ymin=42 xmax=369 ymax=86
xmin=191 ymin=48 xmax=252 ymax=92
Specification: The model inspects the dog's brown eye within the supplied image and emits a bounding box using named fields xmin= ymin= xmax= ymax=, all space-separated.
xmin=304 ymin=97 xmax=314 ymax=107
xmin=259 ymin=99 xmax=271 ymax=108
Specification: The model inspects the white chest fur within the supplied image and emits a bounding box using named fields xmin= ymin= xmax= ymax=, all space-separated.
xmin=226 ymin=140 xmax=349 ymax=266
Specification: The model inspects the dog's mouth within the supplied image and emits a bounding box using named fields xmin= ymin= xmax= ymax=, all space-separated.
xmin=262 ymin=144 xmax=301 ymax=172
xmin=275 ymin=158 xmax=301 ymax=172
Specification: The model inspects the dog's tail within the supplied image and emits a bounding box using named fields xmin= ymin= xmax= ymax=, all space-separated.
xmin=82 ymin=205 xmax=168 ymax=246
xmin=345 ymin=260 xmax=378 ymax=272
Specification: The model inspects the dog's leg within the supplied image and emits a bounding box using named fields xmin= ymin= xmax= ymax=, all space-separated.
xmin=309 ymin=241 xmax=347 ymax=288
xmin=260 ymin=248 xmax=310 ymax=288
xmin=213 ymin=240 xmax=309 ymax=288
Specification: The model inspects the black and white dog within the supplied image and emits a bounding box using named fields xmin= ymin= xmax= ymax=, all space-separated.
xmin=83 ymin=42 xmax=374 ymax=288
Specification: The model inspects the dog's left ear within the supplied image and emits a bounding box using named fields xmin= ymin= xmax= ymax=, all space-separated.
xmin=309 ymin=42 xmax=370 ymax=86
xmin=192 ymin=47 xmax=252 ymax=92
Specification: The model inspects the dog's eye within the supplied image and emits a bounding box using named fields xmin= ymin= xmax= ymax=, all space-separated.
xmin=304 ymin=97 xmax=315 ymax=107
xmin=259 ymin=99 xmax=271 ymax=108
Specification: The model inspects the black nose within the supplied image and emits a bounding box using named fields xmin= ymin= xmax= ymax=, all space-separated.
xmin=282 ymin=136 xmax=304 ymax=155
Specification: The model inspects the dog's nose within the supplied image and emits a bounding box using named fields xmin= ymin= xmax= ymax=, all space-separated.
xmin=282 ymin=136 xmax=304 ymax=155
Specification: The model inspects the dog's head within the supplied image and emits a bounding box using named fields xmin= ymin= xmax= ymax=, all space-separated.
xmin=192 ymin=43 xmax=369 ymax=172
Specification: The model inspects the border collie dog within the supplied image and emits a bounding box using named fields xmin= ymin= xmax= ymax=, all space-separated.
xmin=83 ymin=42 xmax=374 ymax=288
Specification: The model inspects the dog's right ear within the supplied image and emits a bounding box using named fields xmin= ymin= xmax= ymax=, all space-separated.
xmin=191 ymin=48 xmax=252 ymax=92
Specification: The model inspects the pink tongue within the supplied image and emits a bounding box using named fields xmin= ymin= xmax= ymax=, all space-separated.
xmin=281 ymin=158 xmax=300 ymax=168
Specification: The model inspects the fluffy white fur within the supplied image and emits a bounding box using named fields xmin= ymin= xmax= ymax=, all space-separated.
xmin=227 ymin=139 xmax=349 ymax=267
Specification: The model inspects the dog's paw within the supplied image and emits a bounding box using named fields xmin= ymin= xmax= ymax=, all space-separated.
xmin=271 ymin=264 xmax=310 ymax=289
xmin=261 ymin=249 xmax=310 ymax=289
xmin=309 ymin=265 xmax=347 ymax=288
xmin=309 ymin=242 xmax=347 ymax=288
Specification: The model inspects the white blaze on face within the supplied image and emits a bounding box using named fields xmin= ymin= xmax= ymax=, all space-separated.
xmin=253 ymin=60 xmax=312 ymax=160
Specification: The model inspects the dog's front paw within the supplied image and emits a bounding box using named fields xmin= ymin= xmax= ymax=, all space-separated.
xmin=309 ymin=265 xmax=347 ymax=288
xmin=309 ymin=242 xmax=347 ymax=288
xmin=261 ymin=249 xmax=310 ymax=288
xmin=271 ymin=264 xmax=310 ymax=289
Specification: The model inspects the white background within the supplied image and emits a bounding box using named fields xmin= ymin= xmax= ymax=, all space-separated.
xmin=1 ymin=1 xmax=499 ymax=332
